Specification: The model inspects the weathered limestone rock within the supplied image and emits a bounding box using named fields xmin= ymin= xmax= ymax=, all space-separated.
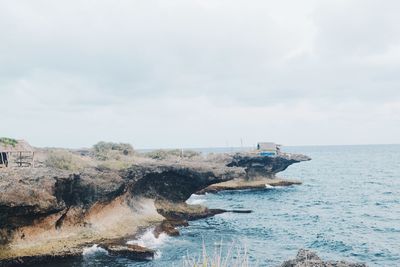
xmin=101 ymin=244 xmax=155 ymax=261
xmin=226 ymin=153 xmax=311 ymax=179
xmin=280 ymin=249 xmax=367 ymax=267
xmin=0 ymin=151 xmax=310 ymax=264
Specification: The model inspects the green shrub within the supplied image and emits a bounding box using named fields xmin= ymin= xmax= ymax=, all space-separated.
xmin=45 ymin=150 xmax=88 ymax=171
xmin=0 ymin=137 xmax=18 ymax=147
xmin=92 ymin=141 xmax=134 ymax=161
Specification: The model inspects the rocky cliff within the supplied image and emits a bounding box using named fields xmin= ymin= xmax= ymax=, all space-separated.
xmin=0 ymin=152 xmax=309 ymax=265
xmin=280 ymin=249 xmax=367 ymax=267
xmin=225 ymin=152 xmax=311 ymax=179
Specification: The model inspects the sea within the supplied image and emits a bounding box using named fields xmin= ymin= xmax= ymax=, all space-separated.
xmin=36 ymin=145 xmax=400 ymax=267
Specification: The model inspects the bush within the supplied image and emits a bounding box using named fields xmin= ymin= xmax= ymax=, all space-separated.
xmin=145 ymin=149 xmax=200 ymax=160
xmin=92 ymin=141 xmax=134 ymax=161
xmin=0 ymin=137 xmax=18 ymax=147
xmin=45 ymin=150 xmax=88 ymax=171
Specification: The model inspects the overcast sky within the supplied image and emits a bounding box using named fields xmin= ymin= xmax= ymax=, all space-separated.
xmin=1 ymin=0 xmax=399 ymax=149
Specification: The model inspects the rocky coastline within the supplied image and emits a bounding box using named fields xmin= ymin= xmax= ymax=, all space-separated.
xmin=0 ymin=149 xmax=317 ymax=266
xmin=280 ymin=249 xmax=367 ymax=267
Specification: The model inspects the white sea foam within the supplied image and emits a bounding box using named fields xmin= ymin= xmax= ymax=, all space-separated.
xmin=265 ymin=184 xmax=274 ymax=188
xmin=82 ymin=244 xmax=108 ymax=257
xmin=186 ymin=194 xmax=206 ymax=205
xmin=127 ymin=227 xmax=169 ymax=249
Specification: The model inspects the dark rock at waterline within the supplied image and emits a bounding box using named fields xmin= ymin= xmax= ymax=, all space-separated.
xmin=280 ymin=249 xmax=367 ymax=267
xmin=154 ymin=220 xmax=184 ymax=237
xmin=101 ymin=244 xmax=155 ymax=261
xmin=197 ymin=178 xmax=302 ymax=194
xmin=0 ymin=250 xmax=82 ymax=267
xmin=155 ymin=200 xmax=227 ymax=221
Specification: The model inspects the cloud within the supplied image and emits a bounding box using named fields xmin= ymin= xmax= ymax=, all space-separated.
xmin=0 ymin=0 xmax=399 ymax=147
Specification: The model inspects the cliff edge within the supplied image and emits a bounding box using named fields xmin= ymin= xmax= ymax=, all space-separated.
xmin=0 ymin=151 xmax=310 ymax=265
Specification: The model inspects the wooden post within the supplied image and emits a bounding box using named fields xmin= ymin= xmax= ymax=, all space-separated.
xmin=0 ymin=152 xmax=4 ymax=168
xmin=32 ymin=152 xmax=35 ymax=168
xmin=19 ymin=152 xmax=22 ymax=167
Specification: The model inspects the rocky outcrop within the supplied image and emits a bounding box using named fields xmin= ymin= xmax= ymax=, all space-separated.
xmin=196 ymin=153 xmax=310 ymax=193
xmin=0 ymin=151 xmax=309 ymax=264
xmin=198 ymin=178 xmax=302 ymax=194
xmin=280 ymin=249 xmax=367 ymax=267
xmin=226 ymin=153 xmax=311 ymax=179
xmin=124 ymin=162 xmax=244 ymax=202
xmin=153 ymin=219 xmax=188 ymax=237
xmin=100 ymin=244 xmax=155 ymax=261
xmin=0 ymin=159 xmax=246 ymax=262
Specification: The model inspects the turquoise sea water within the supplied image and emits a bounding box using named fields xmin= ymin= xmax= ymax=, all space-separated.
xmin=37 ymin=145 xmax=400 ymax=267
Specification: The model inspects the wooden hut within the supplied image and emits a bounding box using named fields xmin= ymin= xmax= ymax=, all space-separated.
xmin=0 ymin=139 xmax=35 ymax=168
xmin=257 ymin=142 xmax=281 ymax=156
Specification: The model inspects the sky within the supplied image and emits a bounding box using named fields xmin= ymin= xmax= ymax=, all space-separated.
xmin=1 ymin=0 xmax=399 ymax=149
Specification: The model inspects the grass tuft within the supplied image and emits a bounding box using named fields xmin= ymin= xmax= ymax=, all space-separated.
xmin=144 ymin=149 xmax=201 ymax=160
xmin=44 ymin=150 xmax=89 ymax=171
xmin=182 ymin=240 xmax=251 ymax=267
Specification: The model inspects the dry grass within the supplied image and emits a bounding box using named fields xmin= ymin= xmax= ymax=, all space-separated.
xmin=96 ymin=159 xmax=133 ymax=171
xmin=144 ymin=149 xmax=201 ymax=160
xmin=44 ymin=150 xmax=89 ymax=171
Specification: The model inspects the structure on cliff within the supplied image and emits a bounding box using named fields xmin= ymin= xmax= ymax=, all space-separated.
xmin=0 ymin=139 xmax=34 ymax=168
xmin=257 ymin=142 xmax=281 ymax=156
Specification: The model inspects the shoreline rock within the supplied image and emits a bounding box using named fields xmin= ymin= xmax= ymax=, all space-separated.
xmin=0 ymin=151 xmax=310 ymax=263
xmin=100 ymin=244 xmax=155 ymax=261
xmin=0 ymin=250 xmax=82 ymax=267
xmin=198 ymin=177 xmax=302 ymax=194
xmin=280 ymin=249 xmax=367 ymax=267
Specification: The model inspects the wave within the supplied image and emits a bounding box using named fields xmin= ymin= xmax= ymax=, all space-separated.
xmin=186 ymin=194 xmax=207 ymax=205
xmin=127 ymin=228 xmax=169 ymax=249
xmin=82 ymin=244 xmax=108 ymax=257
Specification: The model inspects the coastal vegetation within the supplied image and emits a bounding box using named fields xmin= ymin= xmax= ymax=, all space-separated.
xmin=92 ymin=141 xmax=135 ymax=160
xmin=183 ymin=242 xmax=250 ymax=267
xmin=0 ymin=137 xmax=18 ymax=147
xmin=44 ymin=150 xmax=89 ymax=171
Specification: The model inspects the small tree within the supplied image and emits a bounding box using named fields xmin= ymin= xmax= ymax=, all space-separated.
xmin=0 ymin=137 xmax=18 ymax=147
xmin=92 ymin=141 xmax=134 ymax=160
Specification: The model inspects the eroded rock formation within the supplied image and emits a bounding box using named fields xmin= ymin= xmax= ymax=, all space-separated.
xmin=0 ymin=151 xmax=309 ymax=265
xmin=226 ymin=153 xmax=311 ymax=179
xmin=280 ymin=249 xmax=367 ymax=267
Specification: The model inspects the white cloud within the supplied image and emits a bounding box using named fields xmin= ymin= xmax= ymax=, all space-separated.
xmin=0 ymin=0 xmax=399 ymax=148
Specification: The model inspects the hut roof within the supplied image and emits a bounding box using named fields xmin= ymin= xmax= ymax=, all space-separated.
xmin=257 ymin=142 xmax=277 ymax=151
xmin=0 ymin=140 xmax=34 ymax=152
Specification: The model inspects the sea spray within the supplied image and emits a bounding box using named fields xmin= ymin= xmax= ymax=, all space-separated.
xmin=82 ymin=244 xmax=108 ymax=257
xmin=126 ymin=228 xmax=169 ymax=259
xmin=186 ymin=194 xmax=207 ymax=205
xmin=127 ymin=228 xmax=169 ymax=248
